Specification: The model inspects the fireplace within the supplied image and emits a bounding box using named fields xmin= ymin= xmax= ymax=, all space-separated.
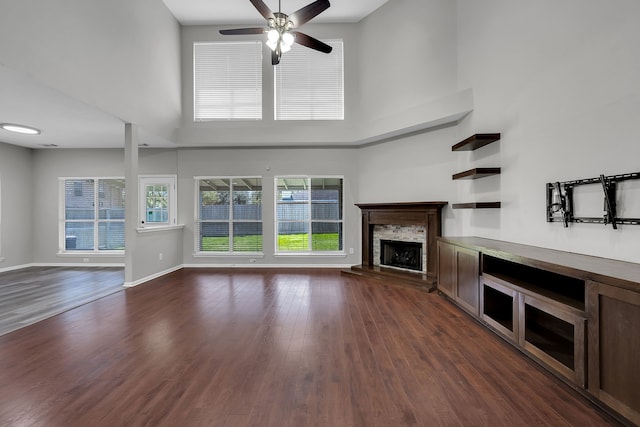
xmin=346 ymin=201 xmax=447 ymax=291
xmin=380 ymin=240 xmax=423 ymax=271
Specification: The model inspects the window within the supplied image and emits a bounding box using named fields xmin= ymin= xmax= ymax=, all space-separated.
xmin=195 ymin=177 xmax=263 ymax=253
xmin=275 ymin=177 xmax=344 ymax=253
xmin=275 ymin=40 xmax=344 ymax=120
xmin=194 ymin=41 xmax=262 ymax=121
xmin=139 ymin=175 xmax=177 ymax=228
xmin=61 ymin=178 xmax=125 ymax=252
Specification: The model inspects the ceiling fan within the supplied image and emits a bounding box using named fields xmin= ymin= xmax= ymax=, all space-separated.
xmin=219 ymin=0 xmax=332 ymax=65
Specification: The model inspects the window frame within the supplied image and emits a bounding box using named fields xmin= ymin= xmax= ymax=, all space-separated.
xmin=194 ymin=176 xmax=264 ymax=256
xmin=274 ymin=39 xmax=344 ymax=121
xmin=193 ymin=41 xmax=263 ymax=122
xmin=59 ymin=177 xmax=126 ymax=254
xmin=274 ymin=175 xmax=345 ymax=255
xmin=138 ymin=175 xmax=177 ymax=230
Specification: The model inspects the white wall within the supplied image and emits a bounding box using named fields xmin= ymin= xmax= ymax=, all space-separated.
xmin=178 ymin=147 xmax=360 ymax=267
xmin=0 ymin=0 xmax=181 ymax=142
xmin=357 ymin=0 xmax=459 ymax=125
xmin=357 ymin=125 xmax=461 ymax=233
xmin=178 ymin=24 xmax=361 ymax=146
xmin=31 ymin=149 xmax=127 ymax=265
xmin=455 ymin=0 xmax=640 ymax=262
xmin=0 ymin=143 xmax=33 ymax=270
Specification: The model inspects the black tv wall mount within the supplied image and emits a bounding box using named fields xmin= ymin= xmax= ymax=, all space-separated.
xmin=546 ymin=172 xmax=640 ymax=229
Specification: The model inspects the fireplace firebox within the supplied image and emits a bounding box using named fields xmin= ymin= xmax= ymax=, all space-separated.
xmin=380 ymin=240 xmax=423 ymax=271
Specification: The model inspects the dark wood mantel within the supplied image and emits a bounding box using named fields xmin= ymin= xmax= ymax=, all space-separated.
xmin=345 ymin=202 xmax=447 ymax=290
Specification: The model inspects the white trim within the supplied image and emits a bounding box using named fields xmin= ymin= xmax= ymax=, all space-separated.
xmin=274 ymin=252 xmax=347 ymax=257
xmin=182 ymin=263 xmax=352 ymax=269
xmin=193 ymin=252 xmax=264 ymax=258
xmin=0 ymin=263 xmax=35 ymax=273
xmin=139 ymin=175 xmax=178 ymax=229
xmin=57 ymin=251 xmax=124 ymax=257
xmin=274 ymin=175 xmax=345 ymax=254
xmin=59 ymin=177 xmax=126 ymax=252
xmin=194 ymin=176 xmax=263 ymax=254
xmin=32 ymin=262 xmax=125 ymax=268
xmin=137 ymin=224 xmax=184 ymax=233
xmin=123 ymin=265 xmax=183 ymax=288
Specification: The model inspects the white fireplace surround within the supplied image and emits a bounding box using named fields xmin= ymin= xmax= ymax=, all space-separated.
xmin=373 ymin=225 xmax=427 ymax=273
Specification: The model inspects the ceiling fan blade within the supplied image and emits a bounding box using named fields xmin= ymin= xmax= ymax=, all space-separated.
xmin=271 ymin=50 xmax=281 ymax=66
xmin=288 ymin=0 xmax=330 ymax=28
xmin=291 ymin=32 xmax=332 ymax=54
xmin=250 ymin=0 xmax=275 ymax=21
xmin=219 ymin=28 xmax=266 ymax=35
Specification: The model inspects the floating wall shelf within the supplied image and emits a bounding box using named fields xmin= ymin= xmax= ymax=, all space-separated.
xmin=452 ymin=202 xmax=501 ymax=209
xmin=452 ymin=167 xmax=501 ymax=180
xmin=452 ymin=133 xmax=501 ymax=151
xmin=452 ymin=133 xmax=502 ymax=209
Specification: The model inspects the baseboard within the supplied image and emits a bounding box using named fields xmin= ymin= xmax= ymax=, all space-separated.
xmin=0 ymin=263 xmax=35 ymax=273
xmin=123 ymin=265 xmax=184 ymax=288
xmin=182 ymin=263 xmax=353 ymax=269
xmin=31 ymin=262 xmax=125 ymax=268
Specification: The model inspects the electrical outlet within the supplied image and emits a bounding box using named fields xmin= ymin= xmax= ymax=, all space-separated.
xmin=83 ymin=258 xmax=90 ymax=263
xmin=159 ymin=252 xmax=163 ymax=261
xmin=349 ymin=248 xmax=354 ymax=254
xmin=249 ymin=258 xmax=257 ymax=263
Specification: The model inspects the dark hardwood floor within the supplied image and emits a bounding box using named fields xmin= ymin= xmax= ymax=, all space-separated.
xmin=0 ymin=268 xmax=620 ymax=426
xmin=0 ymin=266 xmax=124 ymax=336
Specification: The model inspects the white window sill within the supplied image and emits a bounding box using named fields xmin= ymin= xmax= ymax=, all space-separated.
xmin=274 ymin=252 xmax=347 ymax=257
xmin=193 ymin=252 xmax=264 ymax=258
xmin=137 ymin=224 xmax=185 ymax=234
xmin=57 ymin=251 xmax=125 ymax=257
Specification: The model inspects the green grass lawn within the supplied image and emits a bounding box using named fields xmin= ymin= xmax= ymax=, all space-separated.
xmin=201 ymin=233 xmax=340 ymax=252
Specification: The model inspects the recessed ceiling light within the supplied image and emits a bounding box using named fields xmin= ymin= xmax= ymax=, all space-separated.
xmin=0 ymin=123 xmax=41 ymax=135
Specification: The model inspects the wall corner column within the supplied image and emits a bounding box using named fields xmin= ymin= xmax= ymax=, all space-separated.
xmin=124 ymin=123 xmax=139 ymax=285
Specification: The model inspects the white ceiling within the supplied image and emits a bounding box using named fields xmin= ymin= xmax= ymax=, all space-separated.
xmin=0 ymin=65 xmax=175 ymax=150
xmin=162 ymin=0 xmax=389 ymax=26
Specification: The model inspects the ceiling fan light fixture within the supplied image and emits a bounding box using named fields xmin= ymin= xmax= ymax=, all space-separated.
xmin=219 ymin=0 xmax=331 ymax=63
xmin=267 ymin=29 xmax=279 ymax=42
xmin=282 ymin=32 xmax=294 ymax=46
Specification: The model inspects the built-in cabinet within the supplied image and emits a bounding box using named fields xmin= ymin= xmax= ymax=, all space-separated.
xmin=438 ymin=237 xmax=640 ymax=426
xmin=437 ymin=241 xmax=479 ymax=315
xmin=588 ymin=282 xmax=640 ymax=426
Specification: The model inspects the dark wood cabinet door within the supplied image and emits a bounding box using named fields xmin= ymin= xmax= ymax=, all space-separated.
xmin=455 ymin=247 xmax=480 ymax=315
xmin=588 ymin=281 xmax=640 ymax=426
xmin=437 ymin=241 xmax=455 ymax=298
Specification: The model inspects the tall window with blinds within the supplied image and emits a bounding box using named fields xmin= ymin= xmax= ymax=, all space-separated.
xmin=274 ymin=39 xmax=344 ymax=120
xmin=195 ymin=177 xmax=263 ymax=253
xmin=61 ymin=178 xmax=125 ymax=252
xmin=193 ymin=41 xmax=263 ymax=121
xmin=275 ymin=177 xmax=344 ymax=253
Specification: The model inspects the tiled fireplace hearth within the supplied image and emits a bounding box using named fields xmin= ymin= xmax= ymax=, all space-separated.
xmin=343 ymin=202 xmax=447 ymax=291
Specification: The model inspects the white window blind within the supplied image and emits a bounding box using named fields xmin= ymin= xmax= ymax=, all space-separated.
xmin=274 ymin=39 xmax=344 ymax=120
xmin=194 ymin=41 xmax=262 ymax=121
